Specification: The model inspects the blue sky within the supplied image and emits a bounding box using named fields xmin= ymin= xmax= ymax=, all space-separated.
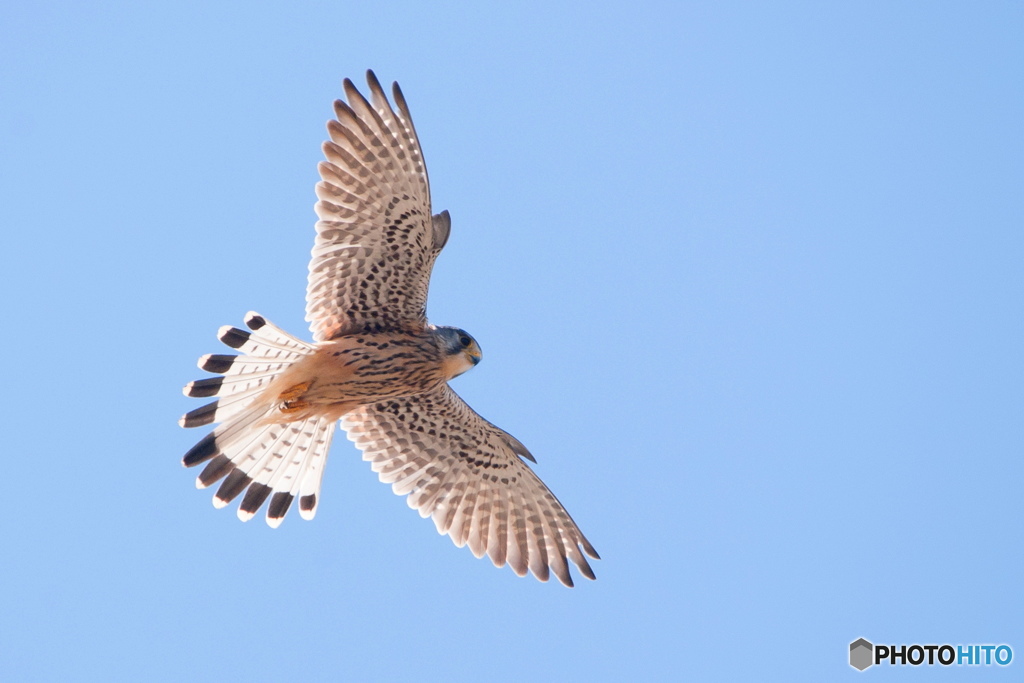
xmin=1 ymin=1 xmax=1021 ymax=680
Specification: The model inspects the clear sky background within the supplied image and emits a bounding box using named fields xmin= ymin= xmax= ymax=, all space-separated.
xmin=1 ymin=2 xmax=1021 ymax=681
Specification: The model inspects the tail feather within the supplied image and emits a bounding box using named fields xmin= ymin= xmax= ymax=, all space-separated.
xmin=183 ymin=369 xmax=282 ymax=399
xmin=180 ymin=313 xmax=336 ymax=525
xmin=242 ymin=311 xmax=313 ymax=349
xmin=298 ymin=419 xmax=332 ymax=520
xmin=239 ymin=483 xmax=274 ymax=518
xmin=179 ymin=384 xmax=273 ymax=429
xmin=214 ymin=469 xmax=252 ymax=508
xmin=254 ymin=416 xmax=333 ymax=527
xmin=215 ymin=311 xmax=312 ymax=358
xmin=197 ymin=454 xmax=233 ymax=488
xmin=225 ymin=417 xmax=332 ymax=524
xmin=198 ymin=354 xmax=293 ymax=377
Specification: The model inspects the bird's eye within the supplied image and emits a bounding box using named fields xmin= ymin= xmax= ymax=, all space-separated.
xmin=460 ymin=335 xmax=471 ymax=347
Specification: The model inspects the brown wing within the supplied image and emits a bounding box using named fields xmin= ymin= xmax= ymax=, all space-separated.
xmin=341 ymin=385 xmax=599 ymax=586
xmin=306 ymin=70 xmax=451 ymax=340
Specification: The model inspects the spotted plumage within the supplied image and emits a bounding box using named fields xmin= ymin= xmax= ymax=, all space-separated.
xmin=179 ymin=71 xmax=598 ymax=585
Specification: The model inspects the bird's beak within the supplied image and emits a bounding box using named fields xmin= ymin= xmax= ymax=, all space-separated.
xmin=467 ymin=346 xmax=482 ymax=365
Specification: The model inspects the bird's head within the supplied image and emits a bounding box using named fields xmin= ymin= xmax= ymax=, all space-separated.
xmin=435 ymin=326 xmax=482 ymax=379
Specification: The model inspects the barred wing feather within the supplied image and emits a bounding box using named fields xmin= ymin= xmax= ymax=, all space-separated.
xmin=342 ymin=385 xmax=599 ymax=586
xmin=307 ymin=70 xmax=449 ymax=340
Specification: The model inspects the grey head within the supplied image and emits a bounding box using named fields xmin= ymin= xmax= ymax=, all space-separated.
xmin=433 ymin=326 xmax=482 ymax=378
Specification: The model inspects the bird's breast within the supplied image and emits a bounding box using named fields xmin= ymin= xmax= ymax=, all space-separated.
xmin=279 ymin=332 xmax=445 ymax=410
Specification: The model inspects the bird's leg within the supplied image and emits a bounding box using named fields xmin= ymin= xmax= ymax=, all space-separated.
xmin=278 ymin=380 xmax=313 ymax=414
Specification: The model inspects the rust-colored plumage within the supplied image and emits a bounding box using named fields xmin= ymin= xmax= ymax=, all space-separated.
xmin=180 ymin=72 xmax=598 ymax=586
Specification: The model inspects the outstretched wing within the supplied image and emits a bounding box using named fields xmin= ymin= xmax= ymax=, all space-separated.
xmin=341 ymin=385 xmax=600 ymax=586
xmin=306 ymin=70 xmax=451 ymax=340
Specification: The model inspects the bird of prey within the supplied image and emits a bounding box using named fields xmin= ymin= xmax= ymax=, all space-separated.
xmin=179 ymin=71 xmax=599 ymax=586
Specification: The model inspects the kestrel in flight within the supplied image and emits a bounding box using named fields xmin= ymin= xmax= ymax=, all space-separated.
xmin=179 ymin=71 xmax=599 ymax=586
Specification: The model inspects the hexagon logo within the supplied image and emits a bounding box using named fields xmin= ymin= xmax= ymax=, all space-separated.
xmin=850 ymin=638 xmax=874 ymax=671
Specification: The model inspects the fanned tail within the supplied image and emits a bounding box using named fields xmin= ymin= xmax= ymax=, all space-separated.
xmin=179 ymin=312 xmax=335 ymax=526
